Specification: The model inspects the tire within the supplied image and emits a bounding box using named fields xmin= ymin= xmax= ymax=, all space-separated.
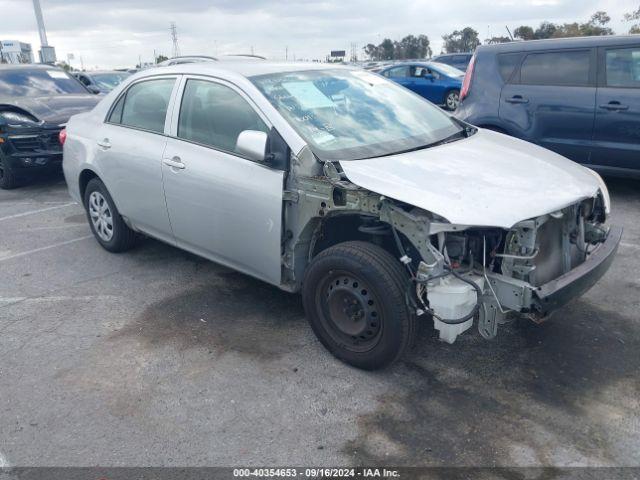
xmin=0 ymin=156 xmax=18 ymax=190
xmin=83 ymin=178 xmax=137 ymax=252
xmin=445 ymin=89 xmax=460 ymax=111
xmin=302 ymin=241 xmax=416 ymax=370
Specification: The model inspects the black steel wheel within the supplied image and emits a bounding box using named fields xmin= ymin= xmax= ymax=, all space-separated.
xmin=303 ymin=241 xmax=416 ymax=370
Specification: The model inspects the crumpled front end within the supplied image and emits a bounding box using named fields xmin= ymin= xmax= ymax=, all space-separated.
xmin=414 ymin=191 xmax=621 ymax=343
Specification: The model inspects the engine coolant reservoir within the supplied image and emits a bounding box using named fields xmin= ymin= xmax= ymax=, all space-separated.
xmin=427 ymin=274 xmax=485 ymax=344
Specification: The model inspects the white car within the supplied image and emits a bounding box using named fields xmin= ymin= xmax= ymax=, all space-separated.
xmin=62 ymin=62 xmax=621 ymax=370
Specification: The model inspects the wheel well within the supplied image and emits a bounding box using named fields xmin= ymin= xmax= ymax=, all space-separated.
xmin=79 ymin=169 xmax=99 ymax=201
xmin=311 ymin=214 xmax=419 ymax=266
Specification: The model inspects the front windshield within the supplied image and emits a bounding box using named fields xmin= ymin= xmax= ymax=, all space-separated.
xmin=92 ymin=72 xmax=131 ymax=91
xmin=430 ymin=62 xmax=465 ymax=78
xmin=0 ymin=68 xmax=88 ymax=96
xmin=251 ymin=69 xmax=462 ymax=161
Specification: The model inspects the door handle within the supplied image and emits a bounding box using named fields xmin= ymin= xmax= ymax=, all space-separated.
xmin=97 ymin=138 xmax=111 ymax=149
xmin=163 ymin=156 xmax=185 ymax=170
xmin=599 ymin=102 xmax=629 ymax=111
xmin=506 ymin=95 xmax=529 ymax=104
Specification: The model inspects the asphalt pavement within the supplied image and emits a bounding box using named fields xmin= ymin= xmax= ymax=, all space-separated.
xmin=0 ymin=172 xmax=638 ymax=468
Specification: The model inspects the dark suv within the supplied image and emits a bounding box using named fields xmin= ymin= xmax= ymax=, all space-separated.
xmin=0 ymin=64 xmax=99 ymax=189
xmin=455 ymin=36 xmax=640 ymax=177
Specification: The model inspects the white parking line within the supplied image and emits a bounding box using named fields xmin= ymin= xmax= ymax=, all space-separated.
xmin=0 ymin=450 xmax=10 ymax=468
xmin=0 ymin=202 xmax=76 ymax=222
xmin=0 ymin=235 xmax=93 ymax=262
xmin=621 ymin=242 xmax=640 ymax=250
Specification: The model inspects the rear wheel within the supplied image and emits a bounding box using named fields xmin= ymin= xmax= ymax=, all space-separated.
xmin=302 ymin=241 xmax=416 ymax=370
xmin=84 ymin=178 xmax=137 ymax=252
xmin=0 ymin=157 xmax=18 ymax=190
xmin=445 ymin=89 xmax=460 ymax=111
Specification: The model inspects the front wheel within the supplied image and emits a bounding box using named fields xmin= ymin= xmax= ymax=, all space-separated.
xmin=302 ymin=241 xmax=416 ymax=370
xmin=445 ymin=89 xmax=460 ymax=111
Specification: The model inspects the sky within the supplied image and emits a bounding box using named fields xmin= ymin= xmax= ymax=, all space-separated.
xmin=0 ymin=0 xmax=638 ymax=69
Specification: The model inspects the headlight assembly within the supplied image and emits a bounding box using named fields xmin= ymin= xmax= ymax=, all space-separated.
xmin=586 ymin=168 xmax=611 ymax=217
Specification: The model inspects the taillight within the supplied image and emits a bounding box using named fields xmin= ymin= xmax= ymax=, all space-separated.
xmin=59 ymin=128 xmax=67 ymax=146
xmin=460 ymin=53 xmax=476 ymax=102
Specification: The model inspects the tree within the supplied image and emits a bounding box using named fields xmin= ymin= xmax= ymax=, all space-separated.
xmin=485 ymin=36 xmax=512 ymax=45
xmin=363 ymin=34 xmax=431 ymax=61
xmin=56 ymin=61 xmax=73 ymax=72
xmin=514 ymin=26 xmax=535 ymax=41
xmin=442 ymin=27 xmax=480 ymax=53
xmin=625 ymin=5 xmax=640 ymax=34
xmin=577 ymin=11 xmax=613 ymax=36
xmin=155 ymin=54 xmax=168 ymax=64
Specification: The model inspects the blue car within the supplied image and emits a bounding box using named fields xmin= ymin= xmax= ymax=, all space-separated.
xmin=455 ymin=35 xmax=640 ymax=178
xmin=379 ymin=62 xmax=464 ymax=110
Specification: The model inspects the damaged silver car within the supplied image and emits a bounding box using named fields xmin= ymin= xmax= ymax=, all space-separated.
xmin=62 ymin=63 xmax=621 ymax=370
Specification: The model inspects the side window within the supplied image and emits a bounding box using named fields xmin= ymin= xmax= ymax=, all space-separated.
xmin=108 ymin=94 xmax=126 ymax=124
xmin=177 ymin=79 xmax=268 ymax=154
xmin=520 ymin=50 xmax=591 ymax=86
xmin=606 ymin=47 xmax=640 ymax=88
xmin=387 ymin=66 xmax=409 ymax=78
xmin=497 ymin=53 xmax=522 ymax=82
xmin=117 ymin=78 xmax=175 ymax=133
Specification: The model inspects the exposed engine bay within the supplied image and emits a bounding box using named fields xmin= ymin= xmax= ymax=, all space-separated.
xmin=282 ymin=156 xmax=618 ymax=344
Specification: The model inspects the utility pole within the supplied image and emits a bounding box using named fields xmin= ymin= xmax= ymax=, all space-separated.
xmin=170 ymin=22 xmax=180 ymax=58
xmin=285 ymin=46 xmax=288 ymax=61
xmin=32 ymin=0 xmax=56 ymax=63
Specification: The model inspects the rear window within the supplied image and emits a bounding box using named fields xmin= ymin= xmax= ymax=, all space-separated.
xmin=520 ymin=50 xmax=591 ymax=86
xmin=497 ymin=53 xmax=522 ymax=82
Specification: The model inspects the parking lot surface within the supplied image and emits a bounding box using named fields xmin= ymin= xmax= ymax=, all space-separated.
xmin=0 ymin=173 xmax=639 ymax=467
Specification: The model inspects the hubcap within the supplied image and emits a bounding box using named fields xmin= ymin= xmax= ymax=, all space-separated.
xmin=447 ymin=92 xmax=460 ymax=110
xmin=318 ymin=272 xmax=382 ymax=352
xmin=88 ymin=191 xmax=114 ymax=242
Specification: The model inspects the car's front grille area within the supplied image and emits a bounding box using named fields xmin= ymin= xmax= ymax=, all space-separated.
xmin=9 ymin=131 xmax=62 ymax=153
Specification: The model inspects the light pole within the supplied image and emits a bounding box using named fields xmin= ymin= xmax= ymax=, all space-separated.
xmin=32 ymin=0 xmax=56 ymax=63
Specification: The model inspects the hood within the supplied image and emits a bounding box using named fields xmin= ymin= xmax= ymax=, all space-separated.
xmin=339 ymin=129 xmax=600 ymax=229
xmin=0 ymin=94 xmax=100 ymax=126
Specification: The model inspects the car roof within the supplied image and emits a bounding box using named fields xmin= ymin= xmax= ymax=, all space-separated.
xmin=434 ymin=53 xmax=471 ymax=58
xmin=478 ymin=34 xmax=640 ymax=54
xmin=135 ymin=61 xmax=354 ymax=79
xmin=0 ymin=63 xmax=62 ymax=71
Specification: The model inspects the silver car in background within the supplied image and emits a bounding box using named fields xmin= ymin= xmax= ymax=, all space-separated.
xmin=62 ymin=62 xmax=620 ymax=370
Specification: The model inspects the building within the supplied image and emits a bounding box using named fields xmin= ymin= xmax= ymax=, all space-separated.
xmin=0 ymin=40 xmax=35 ymax=64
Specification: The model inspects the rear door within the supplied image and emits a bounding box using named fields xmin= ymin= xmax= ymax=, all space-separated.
xmin=591 ymin=44 xmax=640 ymax=171
xmin=161 ymin=76 xmax=285 ymax=285
xmin=95 ymin=76 xmax=179 ymax=244
xmin=383 ymin=65 xmax=412 ymax=90
xmin=499 ymin=49 xmax=597 ymax=163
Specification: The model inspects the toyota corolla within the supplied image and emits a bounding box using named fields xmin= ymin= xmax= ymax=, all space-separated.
xmin=62 ymin=62 xmax=621 ymax=370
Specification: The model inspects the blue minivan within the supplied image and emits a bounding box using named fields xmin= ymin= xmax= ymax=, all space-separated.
xmin=455 ymin=35 xmax=640 ymax=177
xmin=379 ymin=62 xmax=464 ymax=110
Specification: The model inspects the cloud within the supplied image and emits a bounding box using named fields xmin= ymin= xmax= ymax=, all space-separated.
xmin=1 ymin=0 xmax=637 ymax=68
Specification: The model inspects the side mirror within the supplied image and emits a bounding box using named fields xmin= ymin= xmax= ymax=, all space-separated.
xmin=87 ymin=85 xmax=101 ymax=95
xmin=235 ymin=130 xmax=268 ymax=162
xmin=423 ymin=74 xmax=435 ymax=82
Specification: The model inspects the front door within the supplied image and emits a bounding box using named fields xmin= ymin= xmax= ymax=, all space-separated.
xmin=161 ymin=77 xmax=285 ymax=285
xmin=591 ymin=44 xmax=640 ymax=172
xmin=95 ymin=76 xmax=179 ymax=243
xmin=499 ymin=49 xmax=597 ymax=164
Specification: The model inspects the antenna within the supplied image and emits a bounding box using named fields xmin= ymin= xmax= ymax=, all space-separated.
xmin=170 ymin=22 xmax=180 ymax=58
xmin=506 ymin=26 xmax=514 ymax=41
